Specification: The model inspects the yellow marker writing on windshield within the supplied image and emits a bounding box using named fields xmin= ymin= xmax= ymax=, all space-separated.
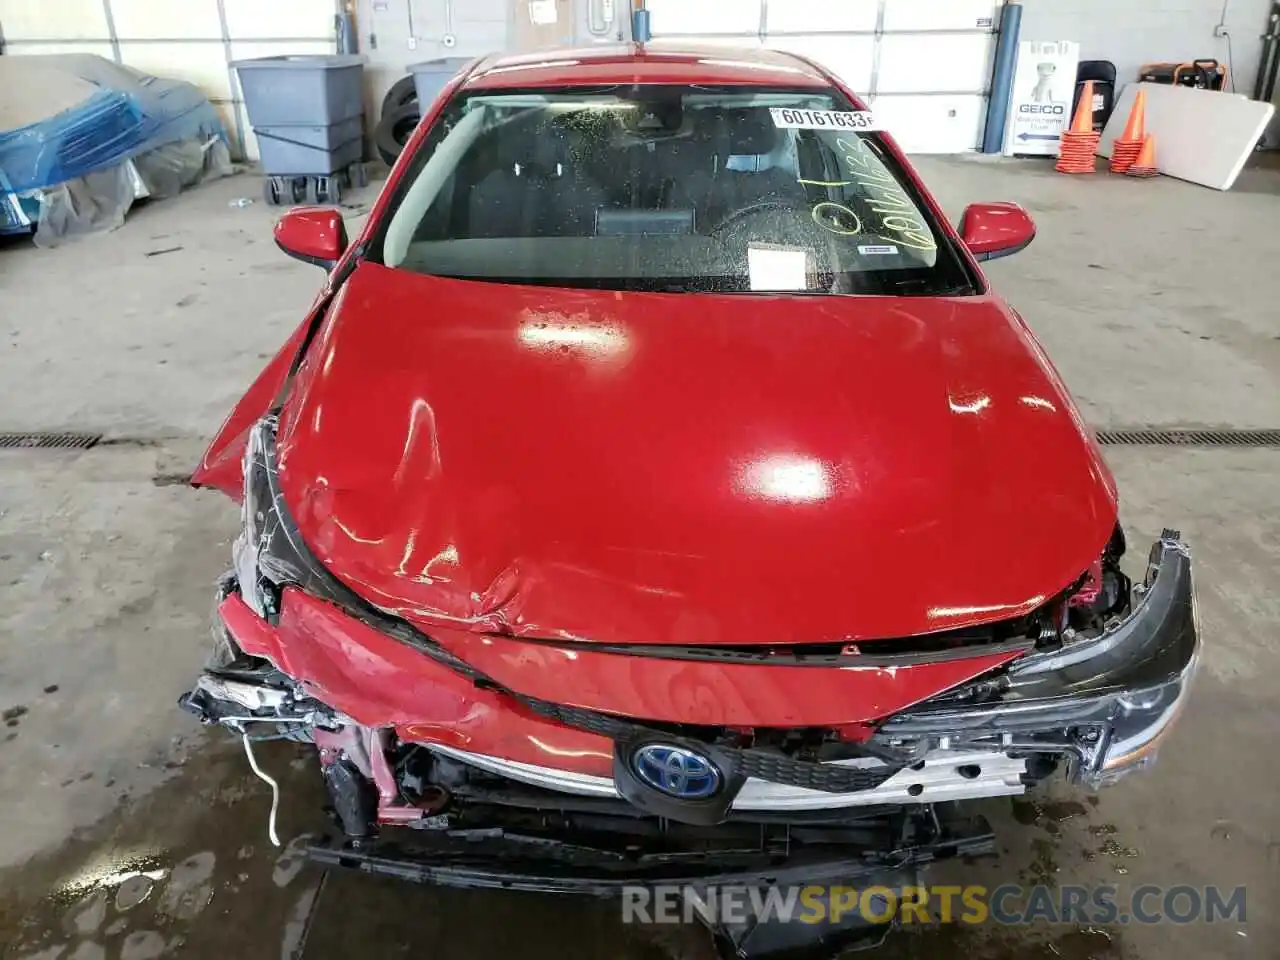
xmin=811 ymin=202 xmax=863 ymax=236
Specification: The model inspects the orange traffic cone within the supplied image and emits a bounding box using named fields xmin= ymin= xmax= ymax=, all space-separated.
xmin=1125 ymin=134 xmax=1159 ymax=178
xmin=1120 ymin=89 xmax=1147 ymax=142
xmin=1071 ymin=82 xmax=1095 ymax=134
xmin=1109 ymin=90 xmax=1148 ymax=174
xmin=1056 ymin=80 xmax=1100 ymax=175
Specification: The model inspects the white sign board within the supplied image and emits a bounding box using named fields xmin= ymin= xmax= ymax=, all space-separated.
xmin=1003 ymin=41 xmax=1081 ymax=157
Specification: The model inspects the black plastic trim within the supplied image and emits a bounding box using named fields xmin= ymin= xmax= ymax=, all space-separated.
xmin=306 ymin=808 xmax=995 ymax=894
xmin=273 ymin=238 xmax=338 ymax=271
xmin=511 ymin=634 xmax=1037 ymax=668
xmin=970 ymin=229 xmax=1035 ymax=262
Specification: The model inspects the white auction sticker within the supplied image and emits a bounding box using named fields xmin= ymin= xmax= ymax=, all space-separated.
xmin=770 ymin=107 xmax=881 ymax=131
xmin=858 ymin=244 xmax=900 ymax=255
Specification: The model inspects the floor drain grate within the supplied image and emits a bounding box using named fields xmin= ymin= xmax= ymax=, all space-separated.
xmin=0 ymin=432 xmax=103 ymax=451
xmin=1096 ymin=428 xmax=1280 ymax=447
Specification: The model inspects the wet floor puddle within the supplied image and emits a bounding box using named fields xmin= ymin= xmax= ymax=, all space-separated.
xmin=0 ymin=742 xmax=1131 ymax=960
xmin=0 ymin=740 xmax=334 ymax=960
xmin=0 ymin=740 xmax=687 ymax=960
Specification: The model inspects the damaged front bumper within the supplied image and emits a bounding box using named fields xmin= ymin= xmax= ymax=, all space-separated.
xmin=180 ymin=528 xmax=1197 ymax=842
xmin=874 ymin=531 xmax=1199 ymax=789
xmin=179 ymin=418 xmax=1199 ymax=918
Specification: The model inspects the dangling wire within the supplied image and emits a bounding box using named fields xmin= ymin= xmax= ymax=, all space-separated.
xmin=242 ymin=731 xmax=282 ymax=848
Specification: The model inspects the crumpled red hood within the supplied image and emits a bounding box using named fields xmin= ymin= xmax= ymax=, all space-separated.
xmin=274 ymin=262 xmax=1116 ymax=645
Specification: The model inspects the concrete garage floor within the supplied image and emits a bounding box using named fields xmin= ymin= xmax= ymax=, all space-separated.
xmin=1 ymin=158 xmax=1278 ymax=960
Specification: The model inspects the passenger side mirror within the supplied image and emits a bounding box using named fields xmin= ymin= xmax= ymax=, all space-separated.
xmin=274 ymin=207 xmax=348 ymax=269
xmin=959 ymin=202 xmax=1035 ymax=262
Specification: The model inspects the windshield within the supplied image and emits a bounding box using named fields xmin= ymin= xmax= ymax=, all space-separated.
xmin=375 ymin=85 xmax=975 ymax=296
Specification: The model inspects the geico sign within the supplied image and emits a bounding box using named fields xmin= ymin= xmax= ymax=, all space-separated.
xmin=1019 ymin=104 xmax=1066 ymax=114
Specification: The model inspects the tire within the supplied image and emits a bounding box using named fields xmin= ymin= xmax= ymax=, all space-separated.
xmin=375 ymin=102 xmax=420 ymax=166
xmin=316 ymin=176 xmax=342 ymax=206
xmin=304 ymin=177 xmax=320 ymax=205
xmin=347 ymin=161 xmax=369 ymax=189
xmin=262 ymin=177 xmax=281 ymax=206
xmin=380 ymin=76 xmax=418 ymax=121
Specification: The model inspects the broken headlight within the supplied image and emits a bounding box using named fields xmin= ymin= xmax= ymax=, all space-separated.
xmin=875 ymin=531 xmax=1199 ymax=787
xmin=233 ymin=416 xmax=372 ymax=622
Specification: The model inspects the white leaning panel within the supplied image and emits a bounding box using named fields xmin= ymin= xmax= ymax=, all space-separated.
xmin=1098 ymin=82 xmax=1274 ymax=191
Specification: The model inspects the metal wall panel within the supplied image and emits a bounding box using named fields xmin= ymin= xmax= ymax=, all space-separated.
xmin=1020 ymin=0 xmax=1271 ymax=99
xmin=882 ymin=0 xmax=1000 ymax=32
xmin=115 ymin=41 xmax=232 ymax=97
xmin=109 ymin=0 xmax=222 ymax=39
xmin=645 ymin=0 xmax=763 ymax=36
xmin=0 ymin=0 xmax=338 ymax=161
xmin=224 ymin=0 xmax=336 ymax=38
xmin=0 ymin=41 xmax=116 ymax=58
xmin=573 ymin=0 xmax=625 ymax=44
xmin=649 ymin=0 xmax=1002 ymax=152
xmin=876 ymin=33 xmax=995 ymax=93
xmin=766 ymin=34 xmax=876 ymax=90
xmin=352 ymin=0 xmax=509 ymax=154
xmin=0 ymin=0 xmax=109 ymax=41
xmin=654 ymin=35 xmax=764 ymax=49
xmin=765 ymin=0 xmax=878 ymax=33
xmin=871 ymin=94 xmax=989 ymax=154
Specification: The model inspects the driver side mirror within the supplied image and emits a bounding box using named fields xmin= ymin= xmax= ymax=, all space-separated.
xmin=959 ymin=202 xmax=1035 ymax=262
xmin=274 ymin=207 xmax=348 ymax=270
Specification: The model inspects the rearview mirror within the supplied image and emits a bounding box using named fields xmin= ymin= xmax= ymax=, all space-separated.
xmin=274 ymin=207 xmax=348 ymax=270
xmin=959 ymin=202 xmax=1035 ymax=262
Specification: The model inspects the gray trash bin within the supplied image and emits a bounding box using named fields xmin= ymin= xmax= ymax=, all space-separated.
xmin=408 ymin=57 xmax=471 ymax=110
xmin=255 ymin=116 xmax=364 ymax=176
xmin=234 ymin=54 xmax=364 ymax=127
xmin=233 ymin=54 xmax=367 ymax=206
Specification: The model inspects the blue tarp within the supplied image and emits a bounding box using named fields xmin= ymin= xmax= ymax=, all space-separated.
xmin=0 ymin=55 xmax=227 ymax=195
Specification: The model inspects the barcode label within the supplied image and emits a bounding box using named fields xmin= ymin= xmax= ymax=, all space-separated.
xmin=770 ymin=108 xmax=882 ymax=131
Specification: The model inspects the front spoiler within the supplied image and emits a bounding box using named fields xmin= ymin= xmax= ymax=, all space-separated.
xmin=307 ymin=806 xmax=994 ymax=957
xmin=306 ymin=810 xmax=995 ymax=895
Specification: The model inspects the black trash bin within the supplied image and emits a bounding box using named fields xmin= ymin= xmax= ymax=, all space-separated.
xmin=1073 ymin=60 xmax=1117 ymax=132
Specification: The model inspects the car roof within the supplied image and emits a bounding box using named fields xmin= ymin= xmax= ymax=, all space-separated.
xmin=464 ymin=41 xmax=838 ymax=91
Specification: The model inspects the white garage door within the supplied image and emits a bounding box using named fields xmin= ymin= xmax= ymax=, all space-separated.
xmin=0 ymin=0 xmax=338 ymax=161
xmin=645 ymin=0 xmax=1003 ymax=153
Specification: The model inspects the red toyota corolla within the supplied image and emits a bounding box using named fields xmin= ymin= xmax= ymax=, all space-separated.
xmin=184 ymin=42 xmax=1197 ymax=946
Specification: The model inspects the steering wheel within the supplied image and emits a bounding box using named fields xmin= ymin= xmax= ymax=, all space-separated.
xmin=705 ymin=198 xmax=814 ymax=237
xmin=705 ymin=198 xmax=838 ymax=281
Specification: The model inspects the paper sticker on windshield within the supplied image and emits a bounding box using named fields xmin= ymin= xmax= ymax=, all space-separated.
xmin=748 ymin=245 xmax=809 ymax=291
xmin=770 ymin=108 xmax=881 ymax=131
xmin=858 ymin=244 xmax=899 ymax=255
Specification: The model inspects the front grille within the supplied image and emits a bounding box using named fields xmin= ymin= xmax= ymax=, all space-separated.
xmin=737 ymin=750 xmax=899 ymax=793
xmin=517 ymin=696 xmax=902 ymax=794
xmin=519 ymin=699 xmax=640 ymax=740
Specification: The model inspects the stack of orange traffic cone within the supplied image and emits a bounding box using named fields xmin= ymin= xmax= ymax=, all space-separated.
xmin=1056 ymin=81 xmax=1100 ymax=175
xmin=1125 ymin=134 xmax=1159 ymax=178
xmin=1109 ymin=90 xmax=1147 ymax=174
